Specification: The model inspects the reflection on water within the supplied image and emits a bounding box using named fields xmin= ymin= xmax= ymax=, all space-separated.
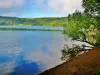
xmin=0 ymin=26 xmax=63 ymax=31
xmin=0 ymin=58 xmax=40 ymax=75
xmin=0 ymin=26 xmax=67 ymax=75
xmin=10 ymin=59 xmax=40 ymax=75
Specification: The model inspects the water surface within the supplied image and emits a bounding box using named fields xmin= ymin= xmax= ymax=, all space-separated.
xmin=0 ymin=26 xmax=67 ymax=75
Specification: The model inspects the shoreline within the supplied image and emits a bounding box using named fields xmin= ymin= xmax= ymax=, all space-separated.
xmin=38 ymin=48 xmax=100 ymax=75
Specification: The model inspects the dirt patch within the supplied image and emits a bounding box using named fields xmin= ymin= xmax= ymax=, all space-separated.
xmin=38 ymin=48 xmax=100 ymax=75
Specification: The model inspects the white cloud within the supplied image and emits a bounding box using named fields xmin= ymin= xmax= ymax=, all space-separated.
xmin=25 ymin=35 xmax=79 ymax=71
xmin=0 ymin=0 xmax=13 ymax=8
xmin=25 ymin=50 xmax=63 ymax=70
xmin=0 ymin=12 xmax=17 ymax=17
xmin=14 ymin=0 xmax=25 ymax=7
xmin=47 ymin=0 xmax=84 ymax=13
xmin=25 ymin=37 xmax=67 ymax=70
xmin=32 ymin=0 xmax=84 ymax=14
xmin=0 ymin=0 xmax=25 ymax=8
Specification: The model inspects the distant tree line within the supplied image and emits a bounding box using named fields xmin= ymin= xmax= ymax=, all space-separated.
xmin=0 ymin=16 xmax=68 ymax=27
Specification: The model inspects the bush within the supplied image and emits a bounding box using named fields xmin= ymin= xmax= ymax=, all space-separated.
xmin=94 ymin=70 xmax=100 ymax=75
xmin=61 ymin=44 xmax=81 ymax=61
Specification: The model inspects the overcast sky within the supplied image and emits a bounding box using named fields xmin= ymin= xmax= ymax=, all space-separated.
xmin=0 ymin=0 xmax=84 ymax=18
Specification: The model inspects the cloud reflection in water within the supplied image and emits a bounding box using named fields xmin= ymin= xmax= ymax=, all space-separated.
xmin=0 ymin=30 xmax=67 ymax=75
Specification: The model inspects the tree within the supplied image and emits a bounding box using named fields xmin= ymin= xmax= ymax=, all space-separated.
xmin=61 ymin=0 xmax=100 ymax=61
xmin=63 ymin=0 xmax=100 ymax=47
xmin=82 ymin=0 xmax=100 ymax=16
xmin=82 ymin=0 xmax=100 ymax=29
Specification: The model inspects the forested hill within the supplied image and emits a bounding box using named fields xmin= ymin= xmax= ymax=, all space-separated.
xmin=0 ymin=16 xmax=68 ymax=26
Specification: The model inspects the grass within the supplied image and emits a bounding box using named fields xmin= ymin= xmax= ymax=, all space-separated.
xmin=0 ymin=28 xmax=62 ymax=31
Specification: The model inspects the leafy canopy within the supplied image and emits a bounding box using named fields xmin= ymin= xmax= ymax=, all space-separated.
xmin=82 ymin=0 xmax=100 ymax=16
xmin=63 ymin=0 xmax=100 ymax=47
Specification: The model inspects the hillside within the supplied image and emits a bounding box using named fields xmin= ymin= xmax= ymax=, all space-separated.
xmin=38 ymin=48 xmax=100 ymax=75
xmin=0 ymin=16 xmax=68 ymax=26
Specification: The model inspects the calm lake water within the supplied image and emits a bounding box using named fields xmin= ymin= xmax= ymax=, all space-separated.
xmin=0 ymin=26 xmax=69 ymax=75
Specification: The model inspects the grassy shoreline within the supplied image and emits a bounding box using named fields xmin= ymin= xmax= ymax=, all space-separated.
xmin=0 ymin=28 xmax=63 ymax=31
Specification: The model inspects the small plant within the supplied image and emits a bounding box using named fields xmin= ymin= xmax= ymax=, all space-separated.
xmin=94 ymin=70 xmax=100 ymax=75
xmin=61 ymin=44 xmax=81 ymax=61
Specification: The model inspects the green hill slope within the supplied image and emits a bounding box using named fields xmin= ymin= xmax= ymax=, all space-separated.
xmin=0 ymin=16 xmax=68 ymax=27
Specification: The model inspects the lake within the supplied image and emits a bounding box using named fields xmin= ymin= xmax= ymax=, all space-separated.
xmin=0 ymin=26 xmax=70 ymax=75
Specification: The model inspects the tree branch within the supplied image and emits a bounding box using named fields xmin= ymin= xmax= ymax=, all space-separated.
xmin=76 ymin=39 xmax=95 ymax=47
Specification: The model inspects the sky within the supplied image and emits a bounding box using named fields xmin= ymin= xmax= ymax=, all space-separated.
xmin=0 ymin=0 xmax=84 ymax=18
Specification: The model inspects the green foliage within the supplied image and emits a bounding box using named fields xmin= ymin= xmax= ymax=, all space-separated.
xmin=61 ymin=44 xmax=81 ymax=61
xmin=0 ymin=16 xmax=68 ymax=27
xmin=94 ymin=70 xmax=100 ymax=75
xmin=82 ymin=0 xmax=100 ymax=16
xmin=61 ymin=0 xmax=100 ymax=62
xmin=63 ymin=11 xmax=100 ymax=47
